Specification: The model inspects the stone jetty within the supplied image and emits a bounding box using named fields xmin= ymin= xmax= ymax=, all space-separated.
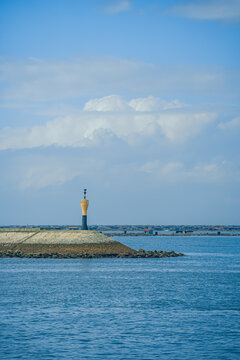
xmin=0 ymin=229 xmax=184 ymax=258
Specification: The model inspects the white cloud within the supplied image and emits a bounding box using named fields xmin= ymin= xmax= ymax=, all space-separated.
xmin=83 ymin=94 xmax=185 ymax=112
xmin=129 ymin=96 xmax=185 ymax=112
xmin=140 ymin=160 xmax=224 ymax=183
xmin=84 ymin=95 xmax=131 ymax=112
xmin=0 ymin=57 xmax=146 ymax=101
xmin=103 ymin=1 xmax=131 ymax=14
xmin=0 ymin=57 xmax=238 ymax=102
xmin=218 ymin=116 xmax=240 ymax=130
xmin=0 ymin=95 xmax=216 ymax=150
xmin=156 ymin=112 xmax=216 ymax=142
xmin=8 ymin=151 xmax=238 ymax=190
xmin=21 ymin=164 xmax=77 ymax=189
xmin=170 ymin=0 xmax=240 ymax=21
xmin=10 ymin=154 xmax=106 ymax=189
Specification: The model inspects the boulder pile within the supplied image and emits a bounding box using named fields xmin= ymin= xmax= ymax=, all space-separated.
xmin=0 ymin=248 xmax=184 ymax=258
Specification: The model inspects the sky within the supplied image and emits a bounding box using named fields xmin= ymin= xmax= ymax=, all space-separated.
xmin=0 ymin=0 xmax=240 ymax=225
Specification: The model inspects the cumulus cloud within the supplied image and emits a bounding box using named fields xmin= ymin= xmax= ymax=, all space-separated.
xmin=83 ymin=95 xmax=185 ymax=112
xmin=170 ymin=0 xmax=240 ymax=21
xmin=0 ymin=95 xmax=216 ymax=150
xmin=218 ymin=116 xmax=240 ymax=130
xmin=83 ymin=95 xmax=131 ymax=112
xmin=103 ymin=1 xmax=131 ymax=14
xmin=129 ymin=96 xmax=185 ymax=112
xmin=154 ymin=112 xmax=216 ymax=142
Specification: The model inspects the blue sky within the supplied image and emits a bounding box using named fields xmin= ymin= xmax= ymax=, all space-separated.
xmin=0 ymin=0 xmax=240 ymax=225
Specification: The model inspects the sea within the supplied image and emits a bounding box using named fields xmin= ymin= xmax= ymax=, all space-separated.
xmin=0 ymin=236 xmax=239 ymax=360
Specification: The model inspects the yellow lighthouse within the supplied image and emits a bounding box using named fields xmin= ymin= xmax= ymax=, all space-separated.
xmin=81 ymin=189 xmax=89 ymax=230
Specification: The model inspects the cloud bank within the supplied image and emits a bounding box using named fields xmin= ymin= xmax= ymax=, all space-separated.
xmin=0 ymin=95 xmax=216 ymax=150
xmin=1 ymin=57 xmax=238 ymax=102
xmin=11 ymin=153 xmax=236 ymax=190
xmin=140 ymin=160 xmax=226 ymax=184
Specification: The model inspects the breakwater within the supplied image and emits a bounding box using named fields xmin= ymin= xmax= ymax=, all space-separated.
xmin=0 ymin=229 xmax=183 ymax=258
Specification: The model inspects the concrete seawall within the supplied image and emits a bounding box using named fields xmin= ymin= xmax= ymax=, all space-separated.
xmin=0 ymin=229 xmax=116 ymax=244
xmin=0 ymin=229 xmax=183 ymax=258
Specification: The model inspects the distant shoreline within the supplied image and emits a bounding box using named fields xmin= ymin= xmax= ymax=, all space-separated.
xmin=106 ymin=232 xmax=240 ymax=237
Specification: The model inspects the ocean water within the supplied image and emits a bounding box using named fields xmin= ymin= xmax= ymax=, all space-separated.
xmin=0 ymin=236 xmax=239 ymax=360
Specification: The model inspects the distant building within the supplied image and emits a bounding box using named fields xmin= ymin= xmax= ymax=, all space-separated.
xmin=144 ymin=229 xmax=153 ymax=235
